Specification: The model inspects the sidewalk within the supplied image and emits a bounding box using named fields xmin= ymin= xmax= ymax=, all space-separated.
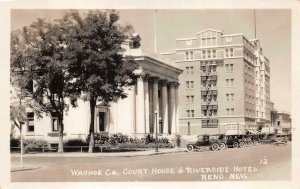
xmin=11 ymin=148 xmax=187 ymax=172
xmin=11 ymin=147 xmax=187 ymax=158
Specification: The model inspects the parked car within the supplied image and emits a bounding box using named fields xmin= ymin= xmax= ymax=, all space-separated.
xmin=186 ymin=134 xmax=226 ymax=152
xmin=225 ymin=135 xmax=248 ymax=148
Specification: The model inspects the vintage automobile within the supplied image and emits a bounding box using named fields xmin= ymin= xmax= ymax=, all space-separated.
xmin=225 ymin=135 xmax=248 ymax=148
xmin=186 ymin=134 xmax=226 ymax=152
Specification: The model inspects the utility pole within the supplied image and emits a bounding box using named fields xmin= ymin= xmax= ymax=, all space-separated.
xmin=155 ymin=109 xmax=158 ymax=152
xmin=187 ymin=121 xmax=191 ymax=135
xmin=254 ymin=9 xmax=257 ymax=39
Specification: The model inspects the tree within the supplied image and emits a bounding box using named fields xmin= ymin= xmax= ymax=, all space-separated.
xmin=10 ymin=16 xmax=75 ymax=153
xmin=65 ymin=10 xmax=139 ymax=153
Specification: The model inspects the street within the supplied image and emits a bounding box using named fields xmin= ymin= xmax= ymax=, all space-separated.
xmin=11 ymin=143 xmax=291 ymax=182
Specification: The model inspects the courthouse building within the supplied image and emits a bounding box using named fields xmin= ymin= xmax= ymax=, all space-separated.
xmin=162 ymin=29 xmax=271 ymax=135
xmin=11 ymin=39 xmax=182 ymax=143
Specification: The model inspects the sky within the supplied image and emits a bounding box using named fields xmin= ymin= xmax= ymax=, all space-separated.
xmin=11 ymin=9 xmax=291 ymax=112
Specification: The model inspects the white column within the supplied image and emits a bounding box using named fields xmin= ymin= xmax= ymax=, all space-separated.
xmin=175 ymin=84 xmax=179 ymax=134
xmin=161 ymin=80 xmax=169 ymax=134
xmin=170 ymin=82 xmax=176 ymax=134
xmin=152 ymin=77 xmax=159 ymax=134
xmin=144 ymin=75 xmax=150 ymax=134
xmin=131 ymin=85 xmax=136 ymax=134
xmin=136 ymin=77 xmax=145 ymax=134
xmin=149 ymin=80 xmax=153 ymax=133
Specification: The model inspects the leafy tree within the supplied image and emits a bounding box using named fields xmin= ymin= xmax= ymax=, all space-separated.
xmin=10 ymin=17 xmax=75 ymax=153
xmin=65 ymin=10 xmax=139 ymax=153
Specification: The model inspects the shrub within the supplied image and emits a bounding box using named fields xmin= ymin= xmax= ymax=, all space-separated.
xmin=117 ymin=142 xmax=173 ymax=149
xmin=117 ymin=141 xmax=147 ymax=149
xmin=86 ymin=132 xmax=109 ymax=146
xmin=109 ymin=133 xmax=130 ymax=146
xmin=141 ymin=134 xmax=170 ymax=144
xmin=23 ymin=138 xmax=49 ymax=150
xmin=10 ymin=137 xmax=20 ymax=147
xmin=64 ymin=139 xmax=88 ymax=146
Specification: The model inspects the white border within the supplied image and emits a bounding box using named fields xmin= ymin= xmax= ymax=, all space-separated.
xmin=0 ymin=0 xmax=299 ymax=189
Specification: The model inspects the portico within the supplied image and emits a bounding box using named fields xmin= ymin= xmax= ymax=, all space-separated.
xmin=91 ymin=49 xmax=182 ymax=139
xmin=131 ymin=54 xmax=181 ymax=137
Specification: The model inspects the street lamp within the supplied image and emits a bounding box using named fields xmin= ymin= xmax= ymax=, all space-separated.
xmin=155 ymin=109 xmax=159 ymax=152
xmin=187 ymin=121 xmax=191 ymax=135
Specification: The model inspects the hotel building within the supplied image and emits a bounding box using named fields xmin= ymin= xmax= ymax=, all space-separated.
xmin=162 ymin=29 xmax=271 ymax=135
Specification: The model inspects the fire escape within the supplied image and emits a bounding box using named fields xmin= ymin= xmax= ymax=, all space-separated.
xmin=201 ymin=61 xmax=218 ymax=128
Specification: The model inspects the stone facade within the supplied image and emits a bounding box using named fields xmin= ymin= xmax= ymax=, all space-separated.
xmin=11 ymin=44 xmax=182 ymax=143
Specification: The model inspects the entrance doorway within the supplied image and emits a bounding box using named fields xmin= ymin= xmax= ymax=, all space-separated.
xmin=99 ymin=112 xmax=105 ymax=132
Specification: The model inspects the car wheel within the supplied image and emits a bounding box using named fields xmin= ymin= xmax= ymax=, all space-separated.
xmin=233 ymin=142 xmax=239 ymax=148
xmin=249 ymin=141 xmax=254 ymax=146
xmin=253 ymin=141 xmax=258 ymax=146
xmin=219 ymin=142 xmax=226 ymax=150
xmin=187 ymin=145 xmax=194 ymax=152
xmin=211 ymin=143 xmax=219 ymax=151
xmin=239 ymin=141 xmax=245 ymax=148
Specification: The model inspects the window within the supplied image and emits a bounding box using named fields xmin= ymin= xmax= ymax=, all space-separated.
xmin=186 ymin=67 xmax=190 ymax=74
xmin=186 ymin=66 xmax=194 ymax=75
xmin=230 ymin=64 xmax=233 ymax=72
xmin=51 ymin=112 xmax=59 ymax=132
xmin=226 ymin=79 xmax=229 ymax=86
xmin=190 ymin=66 xmax=194 ymax=74
xmin=207 ymin=50 xmax=211 ymax=59
xmin=27 ymin=112 xmax=34 ymax=132
xmin=226 ymin=93 xmax=234 ymax=101
xmin=212 ymin=65 xmax=216 ymax=72
xmin=231 ymin=108 xmax=234 ymax=115
xmin=202 ymin=50 xmax=206 ymax=59
xmin=186 ymin=96 xmax=190 ymax=102
xmin=225 ymin=48 xmax=234 ymax=58
xmin=185 ymin=51 xmax=194 ymax=60
xmin=187 ymin=110 xmax=194 ymax=117
xmin=191 ymin=110 xmax=195 ymax=117
xmin=225 ymin=64 xmax=229 ymax=72
xmin=203 ymin=110 xmax=207 ymax=116
xmin=191 ymin=95 xmax=194 ymax=103
xmin=226 ymin=108 xmax=230 ymax=115
xmin=225 ymin=37 xmax=232 ymax=44
xmin=212 ymin=50 xmax=216 ymax=58
xmin=190 ymin=81 xmax=194 ymax=88
xmin=186 ymin=81 xmax=189 ymax=88
xmin=230 ymin=79 xmax=234 ymax=86
xmin=185 ymin=51 xmax=189 ymax=60
xmin=187 ymin=110 xmax=190 ymax=117
xmin=230 ymin=48 xmax=234 ymax=57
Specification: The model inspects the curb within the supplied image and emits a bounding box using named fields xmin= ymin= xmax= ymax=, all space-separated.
xmin=11 ymin=167 xmax=40 ymax=172
xmin=11 ymin=149 xmax=187 ymax=158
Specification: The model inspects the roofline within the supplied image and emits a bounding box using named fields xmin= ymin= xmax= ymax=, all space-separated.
xmin=160 ymin=52 xmax=176 ymax=55
xmin=221 ymin=33 xmax=244 ymax=37
xmin=134 ymin=55 xmax=183 ymax=74
xmin=196 ymin=29 xmax=222 ymax=35
xmin=176 ymin=37 xmax=197 ymax=41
